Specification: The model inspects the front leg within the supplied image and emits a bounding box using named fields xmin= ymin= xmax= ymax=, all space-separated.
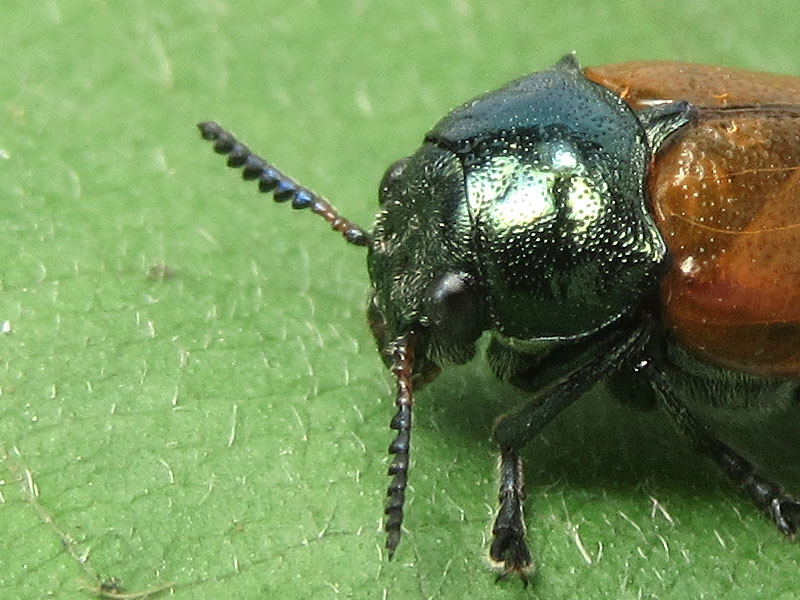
xmin=490 ymin=447 xmax=531 ymax=583
xmin=490 ymin=319 xmax=654 ymax=582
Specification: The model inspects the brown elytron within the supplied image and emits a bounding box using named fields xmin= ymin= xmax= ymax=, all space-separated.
xmin=586 ymin=62 xmax=800 ymax=376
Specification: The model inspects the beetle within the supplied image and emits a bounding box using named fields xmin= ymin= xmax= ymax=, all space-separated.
xmin=198 ymin=54 xmax=800 ymax=583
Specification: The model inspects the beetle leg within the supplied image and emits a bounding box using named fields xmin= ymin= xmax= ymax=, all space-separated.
xmin=644 ymin=362 xmax=800 ymax=536
xmin=494 ymin=320 xmax=654 ymax=450
xmin=490 ymin=319 xmax=654 ymax=580
xmin=490 ymin=446 xmax=532 ymax=585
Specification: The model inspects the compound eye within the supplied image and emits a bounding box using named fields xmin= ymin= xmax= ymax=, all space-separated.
xmin=379 ymin=156 xmax=412 ymax=204
xmin=424 ymin=271 xmax=485 ymax=345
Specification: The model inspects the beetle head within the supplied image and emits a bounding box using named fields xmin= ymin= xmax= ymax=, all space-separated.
xmin=368 ymin=143 xmax=487 ymax=381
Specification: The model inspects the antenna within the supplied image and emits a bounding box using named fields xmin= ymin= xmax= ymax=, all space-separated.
xmin=385 ymin=331 xmax=417 ymax=558
xmin=198 ymin=121 xmax=371 ymax=247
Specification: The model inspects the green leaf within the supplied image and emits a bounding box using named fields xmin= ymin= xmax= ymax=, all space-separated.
xmin=1 ymin=2 xmax=799 ymax=598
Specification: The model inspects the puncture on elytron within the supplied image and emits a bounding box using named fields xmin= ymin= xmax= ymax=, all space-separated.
xmin=199 ymin=54 xmax=800 ymax=583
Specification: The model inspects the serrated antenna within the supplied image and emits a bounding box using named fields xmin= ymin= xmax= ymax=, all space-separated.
xmin=198 ymin=121 xmax=371 ymax=247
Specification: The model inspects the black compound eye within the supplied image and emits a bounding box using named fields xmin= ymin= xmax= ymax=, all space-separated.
xmin=424 ymin=271 xmax=486 ymax=344
xmin=379 ymin=156 xmax=412 ymax=204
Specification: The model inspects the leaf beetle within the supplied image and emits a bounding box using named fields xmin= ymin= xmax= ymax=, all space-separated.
xmin=198 ymin=54 xmax=800 ymax=583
